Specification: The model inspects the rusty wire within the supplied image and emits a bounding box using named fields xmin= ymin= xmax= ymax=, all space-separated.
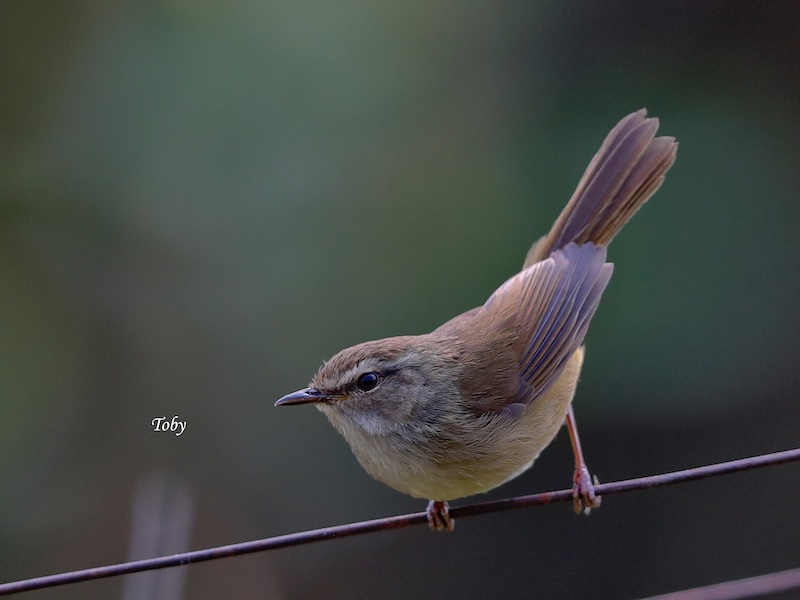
xmin=0 ymin=447 xmax=799 ymax=597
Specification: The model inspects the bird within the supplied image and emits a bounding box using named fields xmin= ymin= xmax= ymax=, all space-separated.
xmin=275 ymin=109 xmax=678 ymax=531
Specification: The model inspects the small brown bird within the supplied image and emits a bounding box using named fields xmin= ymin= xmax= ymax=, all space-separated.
xmin=276 ymin=110 xmax=677 ymax=531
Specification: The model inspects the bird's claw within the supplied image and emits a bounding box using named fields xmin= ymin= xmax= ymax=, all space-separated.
xmin=427 ymin=500 xmax=455 ymax=532
xmin=572 ymin=466 xmax=601 ymax=515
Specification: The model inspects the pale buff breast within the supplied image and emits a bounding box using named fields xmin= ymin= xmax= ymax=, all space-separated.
xmin=323 ymin=348 xmax=585 ymax=501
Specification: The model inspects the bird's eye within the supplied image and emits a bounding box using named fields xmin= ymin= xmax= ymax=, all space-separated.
xmin=356 ymin=372 xmax=380 ymax=391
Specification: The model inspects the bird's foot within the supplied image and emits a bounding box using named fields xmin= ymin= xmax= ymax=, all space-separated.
xmin=427 ymin=500 xmax=455 ymax=532
xmin=572 ymin=465 xmax=601 ymax=515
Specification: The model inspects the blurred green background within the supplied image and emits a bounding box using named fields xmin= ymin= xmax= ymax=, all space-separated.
xmin=2 ymin=1 xmax=799 ymax=598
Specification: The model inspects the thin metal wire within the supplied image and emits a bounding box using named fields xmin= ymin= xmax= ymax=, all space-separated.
xmin=1 ymin=447 xmax=799 ymax=597
xmin=636 ymin=566 xmax=800 ymax=600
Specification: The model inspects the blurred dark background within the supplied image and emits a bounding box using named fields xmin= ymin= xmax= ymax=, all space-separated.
xmin=2 ymin=1 xmax=799 ymax=598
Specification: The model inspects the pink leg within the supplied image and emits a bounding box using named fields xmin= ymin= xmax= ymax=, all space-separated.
xmin=566 ymin=405 xmax=601 ymax=514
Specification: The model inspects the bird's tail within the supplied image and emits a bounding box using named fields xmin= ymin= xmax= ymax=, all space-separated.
xmin=524 ymin=109 xmax=678 ymax=268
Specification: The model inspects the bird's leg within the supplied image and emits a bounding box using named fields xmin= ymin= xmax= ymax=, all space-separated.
xmin=426 ymin=500 xmax=455 ymax=532
xmin=566 ymin=405 xmax=601 ymax=514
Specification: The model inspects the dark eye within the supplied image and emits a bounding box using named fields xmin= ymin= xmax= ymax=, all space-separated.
xmin=356 ymin=372 xmax=380 ymax=391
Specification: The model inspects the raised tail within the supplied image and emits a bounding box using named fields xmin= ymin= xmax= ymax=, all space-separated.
xmin=524 ymin=109 xmax=678 ymax=268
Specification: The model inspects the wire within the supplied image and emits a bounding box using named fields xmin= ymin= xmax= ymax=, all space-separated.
xmin=1 ymin=447 xmax=798 ymax=597
xmin=636 ymin=566 xmax=800 ymax=600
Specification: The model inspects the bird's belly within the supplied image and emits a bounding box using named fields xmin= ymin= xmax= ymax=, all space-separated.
xmin=326 ymin=349 xmax=584 ymax=502
xmin=350 ymin=396 xmax=574 ymax=501
xmin=351 ymin=419 xmax=550 ymax=501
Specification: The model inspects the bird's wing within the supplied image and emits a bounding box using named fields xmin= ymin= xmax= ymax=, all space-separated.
xmin=483 ymin=242 xmax=613 ymax=406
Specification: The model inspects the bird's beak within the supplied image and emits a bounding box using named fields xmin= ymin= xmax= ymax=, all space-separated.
xmin=274 ymin=387 xmax=333 ymax=407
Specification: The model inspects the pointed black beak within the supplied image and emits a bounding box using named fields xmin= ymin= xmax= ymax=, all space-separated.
xmin=274 ymin=387 xmax=331 ymax=407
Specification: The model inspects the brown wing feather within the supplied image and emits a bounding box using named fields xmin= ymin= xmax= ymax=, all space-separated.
xmin=515 ymin=244 xmax=612 ymax=399
xmin=462 ymin=243 xmax=612 ymax=412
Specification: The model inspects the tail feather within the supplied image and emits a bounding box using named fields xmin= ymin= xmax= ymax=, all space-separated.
xmin=525 ymin=110 xmax=677 ymax=268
